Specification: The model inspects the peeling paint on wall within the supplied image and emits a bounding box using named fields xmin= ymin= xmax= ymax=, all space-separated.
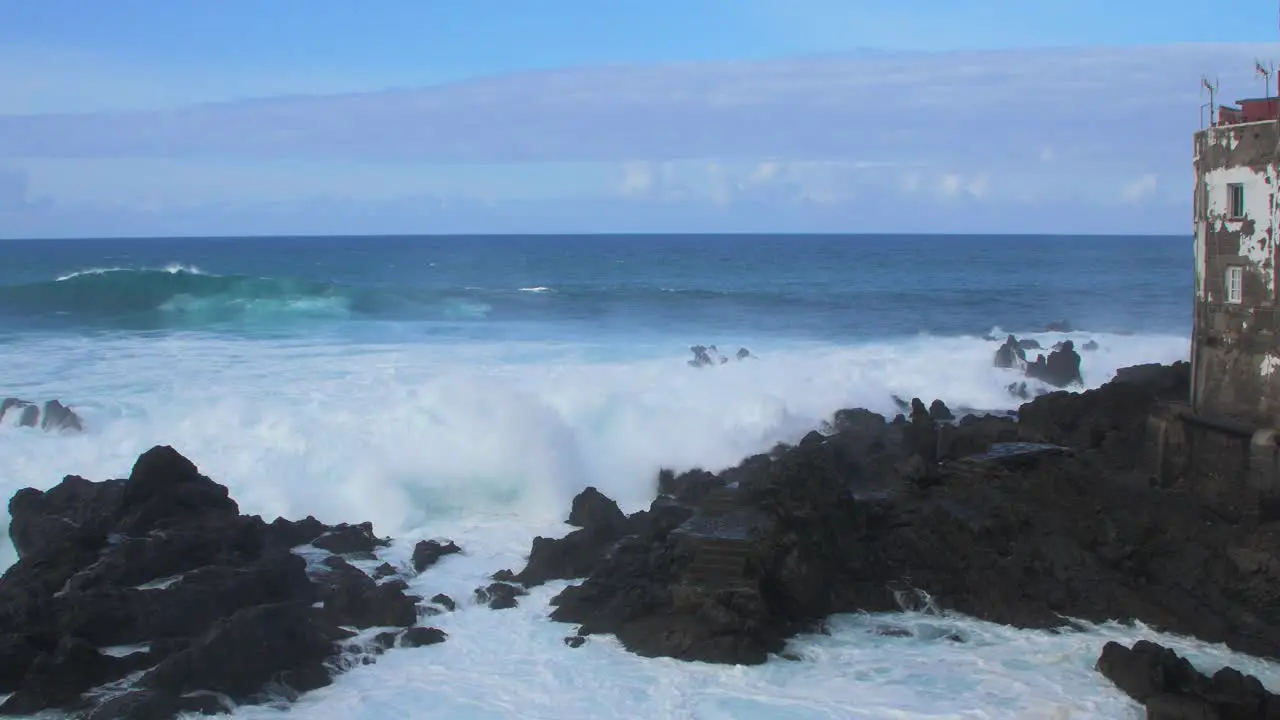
xmin=1192 ymin=119 xmax=1280 ymax=425
xmin=1262 ymin=354 xmax=1280 ymax=377
xmin=1204 ymin=164 xmax=1276 ymax=297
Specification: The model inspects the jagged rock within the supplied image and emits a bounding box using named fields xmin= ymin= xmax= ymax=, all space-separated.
xmin=515 ymin=362 xmax=1280 ymax=669
xmin=430 ymin=593 xmax=456 ymax=612
xmin=315 ymin=556 xmax=419 ymax=629
xmin=567 ymin=487 xmax=626 ymax=533
xmin=475 ymin=582 xmax=527 ymax=610
xmin=0 ymin=445 xmax=439 ymax=718
xmin=564 ymin=636 xmax=585 ymax=648
xmin=266 ymin=515 xmax=327 ymax=549
xmin=1096 ymin=640 xmax=1280 ymax=718
xmin=311 ymin=522 xmax=390 ymax=557
xmin=373 ymin=562 xmax=398 ymax=579
xmin=1025 ymin=340 xmax=1083 ymax=388
xmin=400 ymin=627 xmax=447 ymax=648
xmin=908 ymin=398 xmax=930 ymax=423
xmin=1017 ymin=338 xmax=1042 ymax=350
xmin=994 ymin=335 xmax=1027 ymax=369
xmin=928 ymin=399 xmax=954 ymax=421
xmin=412 ymin=539 xmax=461 ymax=573
xmin=0 ymin=398 xmax=83 ymax=433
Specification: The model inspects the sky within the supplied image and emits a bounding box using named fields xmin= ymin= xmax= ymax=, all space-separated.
xmin=0 ymin=0 xmax=1278 ymax=237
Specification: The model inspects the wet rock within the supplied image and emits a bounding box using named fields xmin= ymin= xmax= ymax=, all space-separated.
xmin=138 ymin=602 xmax=342 ymax=701
xmin=563 ymin=636 xmax=585 ymax=648
xmin=523 ymin=362 xmax=1280 ymax=670
xmin=1024 ymin=340 xmax=1083 ymax=388
xmin=373 ymin=562 xmax=398 ymax=579
xmin=40 ymin=400 xmax=82 ymax=432
xmin=993 ymin=335 xmax=1027 ymax=369
xmin=400 ymin=627 xmax=447 ymax=648
xmin=0 ymin=445 xmax=429 ymax=718
xmin=1082 ymin=340 xmax=1099 ymax=351
xmin=430 ymin=593 xmax=456 ymax=612
xmin=514 ymin=483 xmax=656 ymax=586
xmin=567 ymin=487 xmax=626 ymax=533
xmin=316 ymin=557 xmax=419 ymax=629
xmin=0 ymin=398 xmax=83 ymax=433
xmin=736 ymin=348 xmax=752 ymax=360
xmin=475 ymin=582 xmax=527 ymax=610
xmin=907 ymin=398 xmax=930 ymax=423
xmin=412 ymin=539 xmax=461 ymax=573
xmin=927 ymin=399 xmax=954 ymax=422
xmin=265 ymin=515 xmax=328 ymax=549
xmin=1045 ymin=320 xmax=1073 ymax=332
xmin=311 ymin=522 xmax=390 ymax=557
xmin=1096 ymin=640 xmax=1279 ymax=718
xmin=1017 ymin=338 xmax=1042 ymax=350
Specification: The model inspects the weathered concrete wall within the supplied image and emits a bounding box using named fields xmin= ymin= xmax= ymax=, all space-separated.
xmin=1192 ymin=120 xmax=1280 ymax=426
xmin=1146 ymin=405 xmax=1280 ymax=519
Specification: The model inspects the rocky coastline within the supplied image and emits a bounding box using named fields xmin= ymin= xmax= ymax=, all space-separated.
xmin=3 ymin=359 xmax=1280 ymax=717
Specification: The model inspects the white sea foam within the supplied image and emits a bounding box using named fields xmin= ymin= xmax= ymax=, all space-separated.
xmin=0 ymin=329 xmax=1242 ymax=719
xmin=54 ymin=263 xmax=209 ymax=281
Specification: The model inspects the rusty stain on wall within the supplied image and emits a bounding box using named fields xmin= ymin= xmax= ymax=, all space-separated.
xmin=1192 ymin=119 xmax=1280 ymax=425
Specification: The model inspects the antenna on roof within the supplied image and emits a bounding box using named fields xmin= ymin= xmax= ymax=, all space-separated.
xmin=1256 ymin=59 xmax=1274 ymax=99
xmin=1201 ymin=74 xmax=1218 ymax=128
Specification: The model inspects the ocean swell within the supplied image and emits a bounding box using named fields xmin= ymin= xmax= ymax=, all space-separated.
xmin=0 ymin=266 xmax=354 ymax=329
xmin=0 ymin=265 xmax=1176 ymax=340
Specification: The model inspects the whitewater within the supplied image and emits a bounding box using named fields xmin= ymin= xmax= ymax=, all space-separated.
xmin=1 ymin=233 xmax=1272 ymax=718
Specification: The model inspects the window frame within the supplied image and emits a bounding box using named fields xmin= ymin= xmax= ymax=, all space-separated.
xmin=1227 ymin=182 xmax=1245 ymax=219
xmin=1225 ymin=265 xmax=1244 ymax=304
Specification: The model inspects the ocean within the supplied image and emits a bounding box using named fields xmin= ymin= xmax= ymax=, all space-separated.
xmin=0 ymin=232 xmax=1271 ymax=718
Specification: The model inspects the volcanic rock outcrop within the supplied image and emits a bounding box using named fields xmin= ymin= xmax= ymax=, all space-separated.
xmin=688 ymin=345 xmax=753 ymax=367
xmin=0 ymin=398 xmax=83 ymax=432
xmin=500 ymin=360 xmax=1280 ymax=674
xmin=1097 ymin=640 xmax=1280 ymax=718
xmin=993 ymin=334 xmax=1084 ymax=392
xmin=0 ymin=446 xmax=450 ymax=718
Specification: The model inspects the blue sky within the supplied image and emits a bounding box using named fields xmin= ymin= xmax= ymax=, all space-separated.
xmin=0 ymin=0 xmax=1277 ymax=237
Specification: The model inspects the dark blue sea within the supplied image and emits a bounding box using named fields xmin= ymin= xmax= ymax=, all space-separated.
xmin=0 ymin=234 xmax=1189 ymax=343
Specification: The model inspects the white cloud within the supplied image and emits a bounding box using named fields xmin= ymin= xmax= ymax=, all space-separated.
xmin=0 ymin=43 xmax=1264 ymax=236
xmin=746 ymin=161 xmax=781 ymax=185
xmin=0 ymin=44 xmax=1267 ymax=167
xmin=619 ymin=161 xmax=654 ymax=197
xmin=1121 ymin=173 xmax=1159 ymax=203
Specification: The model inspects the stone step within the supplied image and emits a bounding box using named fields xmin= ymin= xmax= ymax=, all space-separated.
xmin=691 ymin=548 xmax=747 ymax=566
xmin=699 ymin=489 xmax=739 ymax=514
xmin=689 ymin=536 xmax=752 ymax=552
xmin=694 ymin=546 xmax=751 ymax=561
xmin=684 ymin=565 xmax=749 ymax=588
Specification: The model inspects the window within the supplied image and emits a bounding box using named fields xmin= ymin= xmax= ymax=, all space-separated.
xmin=1228 ymin=183 xmax=1245 ymax=218
xmin=1226 ymin=265 xmax=1244 ymax=304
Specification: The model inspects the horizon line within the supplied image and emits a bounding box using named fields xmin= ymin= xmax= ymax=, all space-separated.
xmin=0 ymin=231 xmax=1190 ymax=242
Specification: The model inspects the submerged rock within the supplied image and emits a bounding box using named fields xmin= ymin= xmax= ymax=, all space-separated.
xmin=688 ymin=344 xmax=753 ymax=367
xmin=0 ymin=398 xmax=83 ymax=432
